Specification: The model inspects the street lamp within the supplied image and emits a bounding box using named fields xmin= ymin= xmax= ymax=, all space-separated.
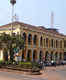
xmin=10 ymin=0 xmax=16 ymax=35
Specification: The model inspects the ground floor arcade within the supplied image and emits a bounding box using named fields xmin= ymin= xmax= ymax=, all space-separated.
xmin=0 ymin=48 xmax=64 ymax=62
xmin=21 ymin=48 xmax=64 ymax=62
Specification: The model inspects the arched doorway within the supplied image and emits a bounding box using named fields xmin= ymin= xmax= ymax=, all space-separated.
xmin=59 ymin=53 xmax=62 ymax=60
xmin=51 ymin=52 xmax=53 ymax=61
xmin=33 ymin=50 xmax=37 ymax=62
xmin=45 ymin=51 xmax=49 ymax=61
xmin=3 ymin=49 xmax=8 ymax=61
xmin=22 ymin=50 xmax=24 ymax=61
xmin=27 ymin=50 xmax=31 ymax=61
xmin=55 ymin=52 xmax=58 ymax=61
xmin=39 ymin=51 xmax=43 ymax=61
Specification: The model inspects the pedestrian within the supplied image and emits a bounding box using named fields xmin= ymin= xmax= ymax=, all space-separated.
xmin=39 ymin=61 xmax=43 ymax=70
xmin=42 ymin=56 xmax=46 ymax=71
xmin=42 ymin=61 xmax=46 ymax=71
xmin=54 ymin=61 xmax=56 ymax=67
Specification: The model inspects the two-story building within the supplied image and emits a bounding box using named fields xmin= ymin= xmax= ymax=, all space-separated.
xmin=0 ymin=21 xmax=65 ymax=62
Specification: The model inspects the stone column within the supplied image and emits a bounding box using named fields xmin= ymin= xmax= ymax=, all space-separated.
xmin=38 ymin=36 xmax=40 ymax=48
xmin=29 ymin=50 xmax=32 ymax=62
xmin=25 ymin=49 xmax=28 ymax=61
xmin=62 ymin=52 xmax=64 ymax=60
xmin=32 ymin=35 xmax=34 ymax=48
xmin=58 ymin=52 xmax=60 ymax=61
xmin=48 ymin=39 xmax=50 ymax=48
xmin=37 ymin=36 xmax=39 ymax=48
xmin=26 ymin=34 xmax=28 ymax=47
xmin=62 ymin=40 xmax=64 ymax=49
xmin=52 ymin=53 xmax=54 ymax=61
xmin=53 ymin=52 xmax=56 ymax=61
xmin=8 ymin=50 xmax=10 ymax=61
xmin=49 ymin=51 xmax=51 ymax=62
xmin=32 ymin=49 xmax=33 ymax=62
xmin=0 ymin=50 xmax=4 ymax=61
xmin=37 ymin=50 xmax=40 ymax=62
xmin=24 ymin=49 xmax=27 ymax=61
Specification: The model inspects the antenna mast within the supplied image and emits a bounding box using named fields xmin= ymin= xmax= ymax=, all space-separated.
xmin=10 ymin=0 xmax=16 ymax=35
xmin=51 ymin=12 xmax=54 ymax=28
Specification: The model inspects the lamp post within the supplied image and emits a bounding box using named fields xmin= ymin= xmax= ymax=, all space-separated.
xmin=10 ymin=0 xmax=16 ymax=35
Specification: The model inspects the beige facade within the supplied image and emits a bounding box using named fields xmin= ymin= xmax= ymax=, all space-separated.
xmin=0 ymin=49 xmax=4 ymax=61
xmin=0 ymin=21 xmax=66 ymax=62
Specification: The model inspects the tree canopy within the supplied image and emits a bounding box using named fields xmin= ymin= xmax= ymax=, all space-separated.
xmin=0 ymin=33 xmax=24 ymax=61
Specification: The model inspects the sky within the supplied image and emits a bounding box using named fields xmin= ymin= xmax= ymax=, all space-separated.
xmin=0 ymin=0 xmax=66 ymax=34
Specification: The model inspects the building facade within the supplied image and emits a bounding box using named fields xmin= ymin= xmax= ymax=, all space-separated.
xmin=0 ymin=22 xmax=66 ymax=62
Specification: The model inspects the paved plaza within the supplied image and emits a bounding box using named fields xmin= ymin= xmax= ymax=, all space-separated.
xmin=0 ymin=65 xmax=66 ymax=80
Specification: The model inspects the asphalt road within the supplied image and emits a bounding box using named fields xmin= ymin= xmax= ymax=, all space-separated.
xmin=0 ymin=71 xmax=46 ymax=80
xmin=0 ymin=66 xmax=66 ymax=80
xmin=45 ymin=66 xmax=66 ymax=80
xmin=55 ymin=68 xmax=66 ymax=77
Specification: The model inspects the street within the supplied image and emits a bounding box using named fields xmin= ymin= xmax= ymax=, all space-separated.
xmin=0 ymin=70 xmax=45 ymax=80
xmin=0 ymin=66 xmax=66 ymax=80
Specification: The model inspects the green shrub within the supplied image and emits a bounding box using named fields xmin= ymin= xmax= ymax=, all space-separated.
xmin=4 ymin=61 xmax=13 ymax=65
xmin=0 ymin=60 xmax=3 ymax=64
xmin=32 ymin=62 xmax=39 ymax=68
xmin=32 ymin=66 xmax=40 ymax=72
xmin=18 ymin=61 xmax=32 ymax=69
xmin=18 ymin=62 xmax=39 ymax=69
xmin=19 ymin=61 xmax=31 ymax=65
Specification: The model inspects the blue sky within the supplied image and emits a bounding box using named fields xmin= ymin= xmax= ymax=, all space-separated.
xmin=0 ymin=0 xmax=66 ymax=34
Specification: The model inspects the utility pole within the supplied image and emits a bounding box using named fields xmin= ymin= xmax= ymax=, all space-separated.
xmin=10 ymin=0 xmax=16 ymax=35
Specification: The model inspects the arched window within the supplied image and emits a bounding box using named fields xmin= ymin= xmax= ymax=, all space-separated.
xmin=64 ymin=40 xmax=66 ymax=48
xmin=54 ymin=40 xmax=55 ymax=48
xmin=40 ymin=36 xmax=43 ymax=46
xmin=46 ymin=38 xmax=49 ymax=47
xmin=60 ymin=40 xmax=62 ymax=48
xmin=51 ymin=39 xmax=54 ymax=48
xmin=33 ymin=35 xmax=37 ymax=45
xmin=28 ymin=34 xmax=32 ymax=45
xmin=56 ymin=40 xmax=58 ymax=48
xmin=23 ymin=32 xmax=26 ymax=44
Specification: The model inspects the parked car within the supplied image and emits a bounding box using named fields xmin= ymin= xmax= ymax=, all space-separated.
xmin=51 ymin=60 xmax=56 ymax=66
xmin=60 ymin=60 xmax=66 ymax=65
xmin=45 ymin=61 xmax=52 ymax=66
xmin=55 ymin=60 xmax=66 ymax=65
